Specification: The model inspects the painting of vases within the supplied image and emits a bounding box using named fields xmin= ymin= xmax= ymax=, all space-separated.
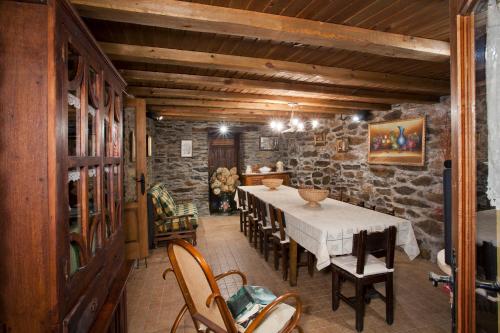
xmin=368 ymin=117 xmax=426 ymax=166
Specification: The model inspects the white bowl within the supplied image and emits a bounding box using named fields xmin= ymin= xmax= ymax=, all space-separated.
xmin=259 ymin=166 xmax=271 ymax=173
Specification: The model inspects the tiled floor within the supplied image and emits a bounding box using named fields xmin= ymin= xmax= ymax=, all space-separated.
xmin=127 ymin=216 xmax=451 ymax=333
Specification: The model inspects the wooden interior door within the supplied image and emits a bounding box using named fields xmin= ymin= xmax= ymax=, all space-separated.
xmin=208 ymin=131 xmax=240 ymax=213
xmin=124 ymin=99 xmax=148 ymax=263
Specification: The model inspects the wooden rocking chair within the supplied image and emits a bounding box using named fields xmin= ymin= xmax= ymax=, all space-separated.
xmin=164 ymin=239 xmax=304 ymax=333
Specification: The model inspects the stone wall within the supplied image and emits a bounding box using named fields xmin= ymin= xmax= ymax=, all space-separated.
xmin=153 ymin=120 xmax=285 ymax=215
xmin=283 ymin=98 xmax=451 ymax=260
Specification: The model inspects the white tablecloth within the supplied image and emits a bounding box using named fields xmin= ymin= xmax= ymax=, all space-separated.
xmin=237 ymin=185 xmax=420 ymax=270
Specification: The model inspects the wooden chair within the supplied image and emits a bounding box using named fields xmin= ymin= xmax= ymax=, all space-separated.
xmin=237 ymin=188 xmax=249 ymax=236
xmin=246 ymin=193 xmax=257 ymax=245
xmin=256 ymin=197 xmax=274 ymax=260
xmin=270 ymin=205 xmax=315 ymax=281
xmin=349 ymin=197 xmax=365 ymax=207
xmin=331 ymin=226 xmax=397 ymax=332
xmin=164 ymin=239 xmax=304 ymax=333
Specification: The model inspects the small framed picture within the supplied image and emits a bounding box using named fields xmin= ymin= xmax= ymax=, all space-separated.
xmin=181 ymin=140 xmax=193 ymax=157
xmin=336 ymin=137 xmax=349 ymax=152
xmin=259 ymin=136 xmax=279 ymax=151
xmin=314 ymin=132 xmax=327 ymax=146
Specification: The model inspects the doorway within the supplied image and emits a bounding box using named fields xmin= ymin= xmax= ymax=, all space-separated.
xmin=208 ymin=130 xmax=240 ymax=214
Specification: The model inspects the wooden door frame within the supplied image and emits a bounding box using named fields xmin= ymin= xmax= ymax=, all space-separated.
xmin=450 ymin=1 xmax=479 ymax=332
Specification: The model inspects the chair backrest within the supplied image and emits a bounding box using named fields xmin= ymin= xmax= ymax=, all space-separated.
xmin=237 ymin=188 xmax=247 ymax=209
xmin=275 ymin=207 xmax=287 ymax=241
xmin=247 ymin=193 xmax=254 ymax=214
xmin=250 ymin=193 xmax=259 ymax=217
xmin=258 ymin=198 xmax=268 ymax=226
xmin=375 ymin=206 xmax=395 ymax=216
xmin=167 ymin=239 xmax=237 ymax=332
xmin=268 ymin=204 xmax=278 ymax=233
xmin=351 ymin=226 xmax=397 ymax=275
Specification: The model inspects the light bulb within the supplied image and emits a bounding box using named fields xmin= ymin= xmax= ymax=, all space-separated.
xmin=220 ymin=125 xmax=228 ymax=134
xmin=276 ymin=122 xmax=284 ymax=131
xmin=270 ymin=121 xmax=277 ymax=129
xmin=291 ymin=118 xmax=299 ymax=126
xmin=311 ymin=119 xmax=319 ymax=128
xmin=297 ymin=122 xmax=305 ymax=131
xmin=352 ymin=115 xmax=360 ymax=122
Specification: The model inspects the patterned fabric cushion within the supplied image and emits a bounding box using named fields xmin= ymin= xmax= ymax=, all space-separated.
xmin=149 ymin=183 xmax=177 ymax=218
xmin=149 ymin=182 xmax=199 ymax=233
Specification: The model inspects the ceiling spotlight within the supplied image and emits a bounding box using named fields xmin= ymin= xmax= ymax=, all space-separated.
xmin=352 ymin=115 xmax=360 ymax=122
xmin=297 ymin=122 xmax=305 ymax=131
xmin=219 ymin=125 xmax=228 ymax=134
xmin=288 ymin=102 xmax=299 ymax=108
xmin=276 ymin=121 xmax=284 ymax=131
xmin=270 ymin=120 xmax=277 ymax=129
xmin=158 ymin=116 xmax=164 ymax=121
xmin=291 ymin=118 xmax=299 ymax=126
xmin=311 ymin=119 xmax=319 ymax=129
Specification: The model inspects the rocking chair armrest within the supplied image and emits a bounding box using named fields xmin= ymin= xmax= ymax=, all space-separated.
xmin=215 ymin=270 xmax=248 ymax=285
xmin=245 ymin=292 xmax=303 ymax=333
xmin=192 ymin=313 xmax=227 ymax=333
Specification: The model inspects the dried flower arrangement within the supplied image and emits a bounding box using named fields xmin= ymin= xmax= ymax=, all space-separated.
xmin=210 ymin=167 xmax=240 ymax=195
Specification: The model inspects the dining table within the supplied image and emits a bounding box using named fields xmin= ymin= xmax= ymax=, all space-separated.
xmin=236 ymin=185 xmax=420 ymax=286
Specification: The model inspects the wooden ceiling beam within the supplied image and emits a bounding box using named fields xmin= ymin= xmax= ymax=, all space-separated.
xmin=155 ymin=114 xmax=267 ymax=124
xmin=149 ymin=106 xmax=339 ymax=118
xmin=72 ymin=0 xmax=450 ymax=62
xmin=121 ymin=70 xmax=438 ymax=105
xmin=146 ymin=98 xmax=354 ymax=114
xmin=101 ymin=42 xmax=449 ymax=94
xmin=128 ymin=87 xmax=390 ymax=111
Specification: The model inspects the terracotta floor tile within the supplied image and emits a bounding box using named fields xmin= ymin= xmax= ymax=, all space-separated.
xmin=127 ymin=216 xmax=451 ymax=332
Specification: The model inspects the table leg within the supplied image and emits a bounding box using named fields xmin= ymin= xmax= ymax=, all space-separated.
xmin=289 ymin=238 xmax=298 ymax=286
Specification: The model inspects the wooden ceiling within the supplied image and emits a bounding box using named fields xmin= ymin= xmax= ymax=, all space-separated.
xmin=73 ymin=0 xmax=451 ymax=123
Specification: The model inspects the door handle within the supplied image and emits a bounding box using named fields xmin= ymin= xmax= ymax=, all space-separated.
xmin=429 ymin=271 xmax=453 ymax=287
xmin=135 ymin=173 xmax=145 ymax=195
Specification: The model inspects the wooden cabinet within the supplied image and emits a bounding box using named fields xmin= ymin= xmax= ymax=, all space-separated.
xmin=0 ymin=1 xmax=129 ymax=332
xmin=242 ymin=172 xmax=291 ymax=186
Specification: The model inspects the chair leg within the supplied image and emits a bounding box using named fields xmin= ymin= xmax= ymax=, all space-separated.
xmin=259 ymin=227 xmax=264 ymax=254
xmin=273 ymin=240 xmax=280 ymax=270
xmin=239 ymin=212 xmax=243 ymax=232
xmin=386 ymin=273 xmax=394 ymax=325
xmin=263 ymin=232 xmax=270 ymax=261
xmin=170 ymin=304 xmax=188 ymax=333
xmin=248 ymin=219 xmax=253 ymax=243
xmin=253 ymin=223 xmax=259 ymax=248
xmin=355 ymin=281 xmax=365 ymax=332
xmin=243 ymin=214 xmax=247 ymax=236
xmin=332 ymin=269 xmax=340 ymax=311
xmin=281 ymin=245 xmax=289 ymax=281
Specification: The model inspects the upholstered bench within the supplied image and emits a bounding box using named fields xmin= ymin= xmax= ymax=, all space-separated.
xmin=147 ymin=183 xmax=198 ymax=248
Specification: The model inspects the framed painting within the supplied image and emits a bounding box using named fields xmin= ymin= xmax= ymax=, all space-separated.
xmin=259 ymin=136 xmax=279 ymax=151
xmin=181 ymin=140 xmax=193 ymax=157
xmin=368 ymin=117 xmax=426 ymax=166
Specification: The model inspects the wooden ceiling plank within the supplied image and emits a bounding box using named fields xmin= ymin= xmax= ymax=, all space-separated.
xmin=145 ymin=97 xmax=356 ymax=114
xmin=128 ymin=86 xmax=390 ymax=110
xmin=102 ymin=42 xmax=449 ymax=94
xmin=149 ymin=105 xmax=338 ymax=117
xmin=121 ymin=69 xmax=439 ymax=105
xmin=72 ymin=0 xmax=450 ymax=62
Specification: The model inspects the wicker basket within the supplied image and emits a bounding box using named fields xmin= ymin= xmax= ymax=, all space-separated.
xmin=262 ymin=178 xmax=283 ymax=190
xmin=298 ymin=188 xmax=329 ymax=208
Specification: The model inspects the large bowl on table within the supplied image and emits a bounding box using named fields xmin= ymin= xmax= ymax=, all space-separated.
xmin=262 ymin=178 xmax=283 ymax=190
xmin=298 ymin=188 xmax=329 ymax=208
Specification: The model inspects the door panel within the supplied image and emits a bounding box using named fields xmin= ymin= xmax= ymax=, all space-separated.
xmin=123 ymin=99 xmax=148 ymax=261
